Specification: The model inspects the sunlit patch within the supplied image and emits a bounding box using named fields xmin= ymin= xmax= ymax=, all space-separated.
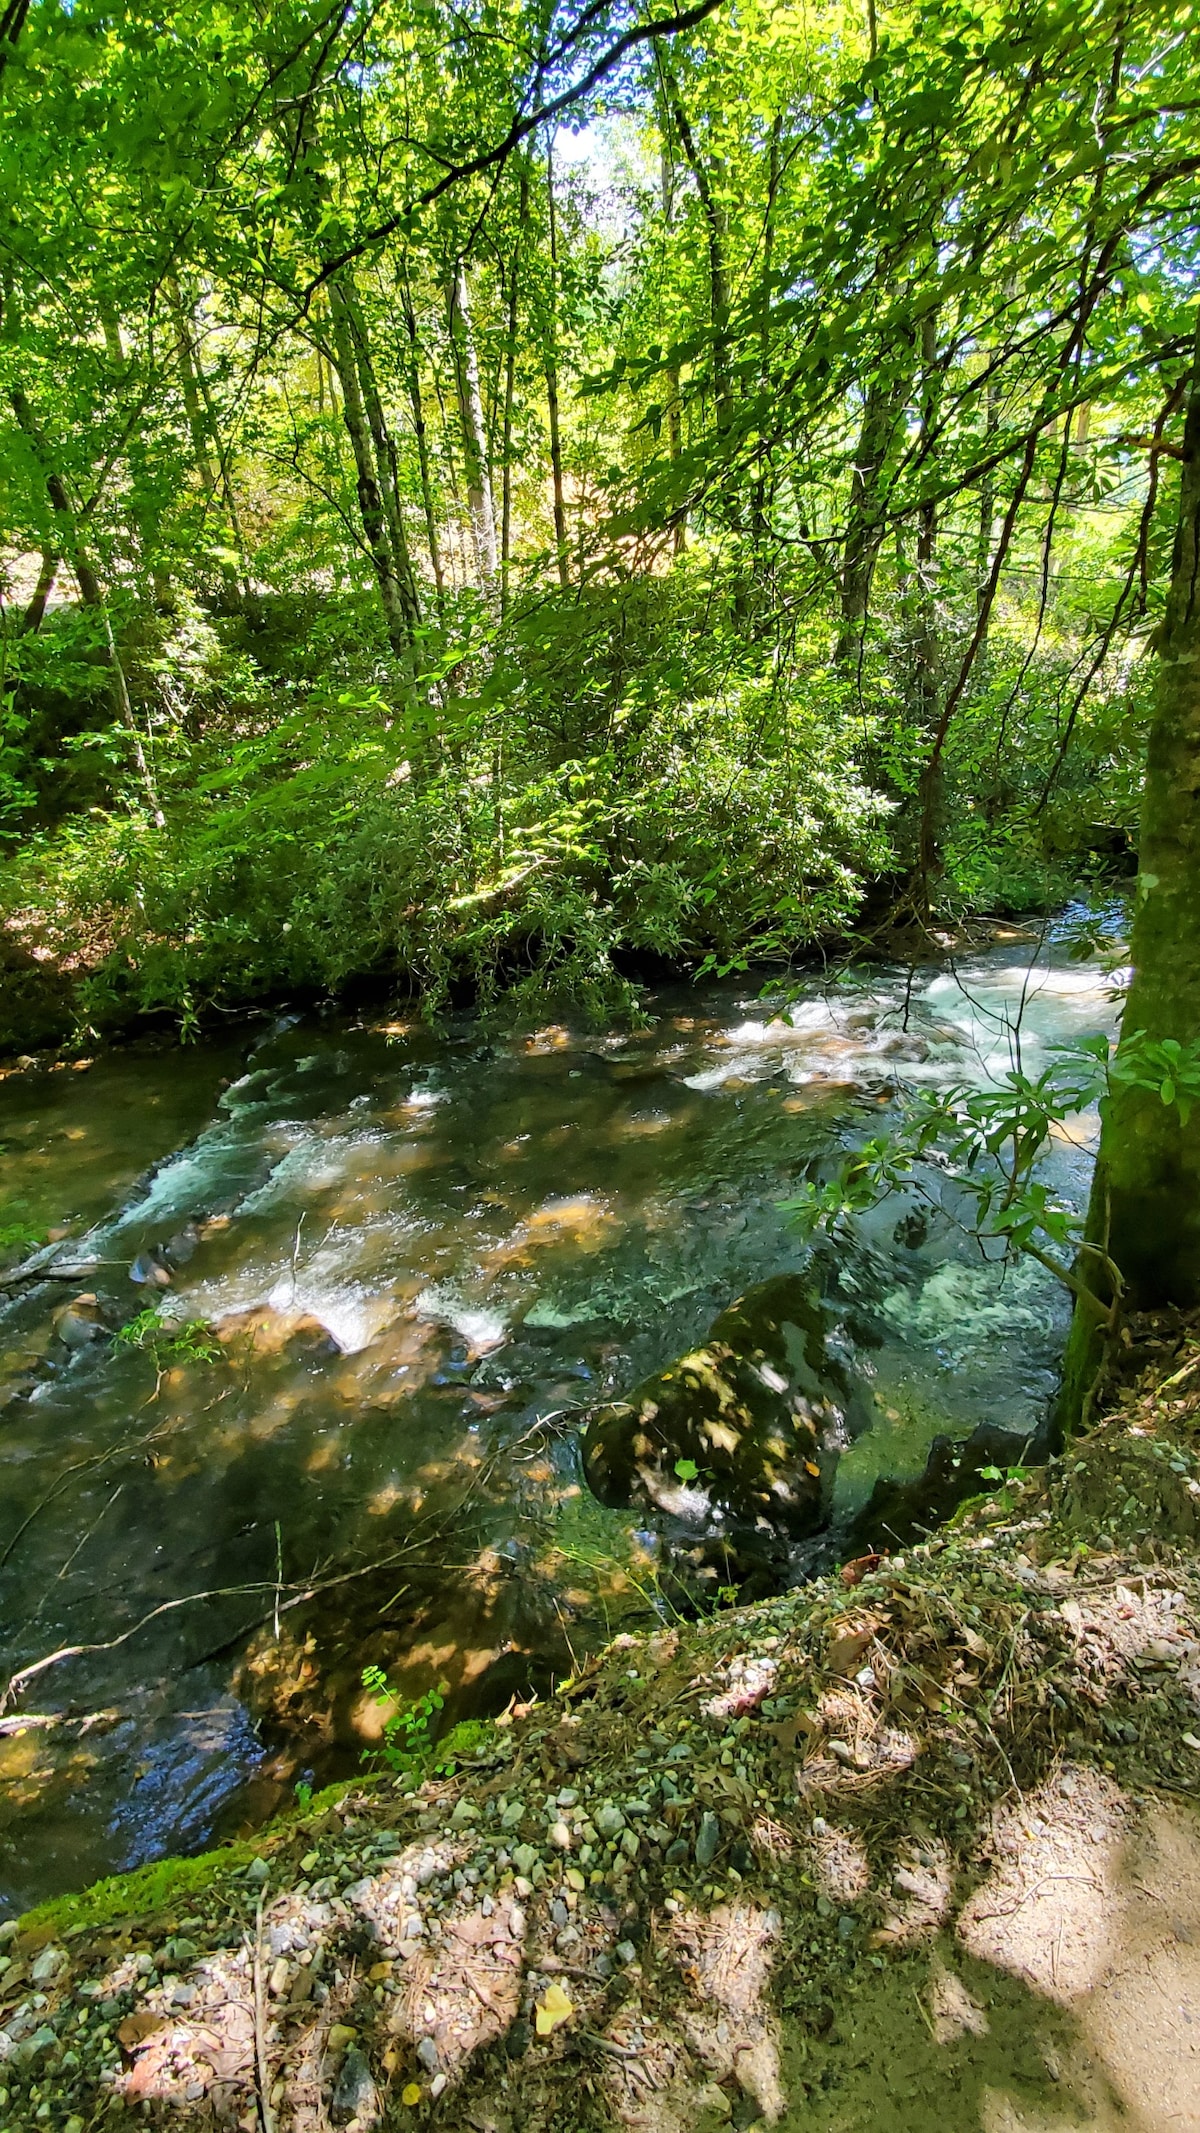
xmin=413 ymin=1285 xmax=507 ymax=1354
xmin=1048 ymin=1107 xmax=1101 ymax=1148
xmin=305 ymin=1438 xmax=342 ymax=1472
xmin=367 ymin=1482 xmax=408 ymax=1517
xmin=672 ymin=1900 xmax=785 ymax=2123
xmin=808 ymin=1822 xmax=871 ymax=1901
xmin=523 ymin=1025 xmax=572 ymax=1052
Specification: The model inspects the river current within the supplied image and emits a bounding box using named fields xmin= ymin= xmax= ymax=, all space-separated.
xmin=0 ymin=918 xmax=1120 ymax=1914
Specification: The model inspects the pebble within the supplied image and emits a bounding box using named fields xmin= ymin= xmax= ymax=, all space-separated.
xmin=615 ymin=1941 xmax=638 ymax=1966
xmin=695 ymin=1813 xmax=721 ymax=1869
xmin=416 ymin=2035 xmax=440 ymax=2071
xmin=512 ymin=1845 xmax=539 ymax=1879
xmin=327 ymin=2024 xmax=357 ymax=2056
xmin=549 ymin=1820 xmax=573 ymax=1850
xmin=595 ymin=1804 xmax=626 ymax=1838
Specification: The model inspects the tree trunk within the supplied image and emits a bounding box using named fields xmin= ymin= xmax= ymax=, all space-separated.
xmin=21 ymin=548 xmax=57 ymax=634
xmin=168 ymin=277 xmax=255 ymax=612
xmin=835 ymin=360 xmax=908 ymax=669
xmin=543 ymin=146 xmax=570 ymax=589
xmin=9 ymin=383 xmax=161 ymax=820
xmin=751 ymin=115 xmax=783 ymax=556
xmin=1059 ymin=313 xmax=1200 ymax=1420
xmin=499 ymin=172 xmax=529 ymax=614
xmin=448 ymin=259 xmax=498 ymax=592
xmin=658 ymin=135 xmax=687 ymax=554
xmin=326 ymin=274 xmax=420 ymax=663
xmin=663 ymin=64 xmax=731 ymax=432
xmin=400 ymin=261 xmax=446 ymax=616
xmin=343 ymin=285 xmax=422 ymax=634
xmin=913 ymin=308 xmax=941 ymax=737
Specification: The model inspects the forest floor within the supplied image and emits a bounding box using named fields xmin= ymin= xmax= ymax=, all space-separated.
xmin=3 ymin=1317 xmax=1200 ymax=2133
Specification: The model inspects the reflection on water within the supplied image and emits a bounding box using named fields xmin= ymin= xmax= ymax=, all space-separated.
xmin=0 ymin=917 xmax=1121 ymax=1912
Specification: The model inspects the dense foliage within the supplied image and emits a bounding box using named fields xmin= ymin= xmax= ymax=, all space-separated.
xmin=0 ymin=0 xmax=1196 ymax=1027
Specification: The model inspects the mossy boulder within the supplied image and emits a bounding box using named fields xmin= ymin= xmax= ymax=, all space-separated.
xmin=582 ymin=1274 xmax=855 ymax=1541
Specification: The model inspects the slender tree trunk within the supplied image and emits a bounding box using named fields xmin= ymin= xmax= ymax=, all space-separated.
xmin=658 ymin=136 xmax=687 ymax=554
xmin=835 ymin=361 xmax=909 ymax=668
xmin=543 ymin=146 xmax=570 ymax=589
xmin=1059 ymin=314 xmax=1200 ymax=1420
xmin=751 ymin=114 xmax=783 ymax=557
xmin=666 ymin=76 xmax=731 ymax=432
xmin=9 ymin=383 xmax=161 ymax=819
xmin=913 ymin=309 xmax=941 ymax=739
xmin=327 ymin=276 xmax=420 ymax=663
xmin=500 ymin=171 xmax=529 ymax=616
xmin=447 ymin=258 xmax=498 ymax=592
xmin=344 ymin=286 xmax=421 ymax=633
xmin=167 ymin=277 xmax=254 ymax=612
xmin=21 ymin=548 xmax=57 ymax=634
xmin=976 ymin=374 xmax=999 ymax=623
xmin=400 ymin=261 xmax=446 ymax=615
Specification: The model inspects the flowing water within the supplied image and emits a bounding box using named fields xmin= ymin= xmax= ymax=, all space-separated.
xmin=0 ymin=917 xmax=1121 ymax=1915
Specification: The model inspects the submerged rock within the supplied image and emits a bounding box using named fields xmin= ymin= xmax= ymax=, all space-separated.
xmin=846 ymin=1410 xmax=1059 ymax=1552
xmin=582 ymin=1274 xmax=856 ymax=1542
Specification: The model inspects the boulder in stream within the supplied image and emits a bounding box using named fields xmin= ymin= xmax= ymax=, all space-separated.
xmin=582 ymin=1274 xmax=855 ymax=1541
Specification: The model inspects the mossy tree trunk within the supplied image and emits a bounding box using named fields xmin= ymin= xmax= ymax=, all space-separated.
xmin=1060 ymin=311 xmax=1200 ymax=1420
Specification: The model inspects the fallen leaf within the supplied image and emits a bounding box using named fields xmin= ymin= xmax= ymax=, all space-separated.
xmin=762 ymin=1710 xmax=820 ymax=1754
xmin=840 ymin=1554 xmax=881 ymax=1587
xmin=827 ymin=1630 xmax=875 ymax=1676
xmin=402 ymin=2081 xmax=423 ymax=2105
xmin=118 ymin=2011 xmax=167 ymax=2050
xmin=534 ymin=1980 xmax=574 ymax=2036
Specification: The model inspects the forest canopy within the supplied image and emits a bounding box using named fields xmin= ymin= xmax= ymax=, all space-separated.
xmin=0 ymin=0 xmax=1196 ymax=1028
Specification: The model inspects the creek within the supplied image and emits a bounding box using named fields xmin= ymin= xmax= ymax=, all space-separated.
xmin=0 ymin=915 xmax=1120 ymax=1916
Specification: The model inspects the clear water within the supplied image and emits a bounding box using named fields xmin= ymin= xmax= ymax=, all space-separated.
xmin=0 ymin=920 xmax=1120 ymax=1913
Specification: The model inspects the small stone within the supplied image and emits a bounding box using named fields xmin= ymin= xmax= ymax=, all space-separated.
xmin=327 ymin=2023 xmax=357 ymax=2056
xmin=695 ymin=1813 xmax=721 ymax=1869
xmin=557 ymin=1789 xmax=578 ymax=1807
xmin=620 ymin=1829 xmax=639 ymax=1860
xmin=269 ymin=1958 xmax=290 ymax=1996
xmin=480 ymin=1894 xmax=495 ymax=1917
xmin=246 ymin=1856 xmax=270 ymax=1883
xmin=450 ymin=1797 xmax=479 ymax=1827
xmin=549 ymin=1820 xmax=573 ymax=1850
xmin=30 ymin=1947 xmax=66 ymax=1984
xmin=430 ymin=2072 xmax=448 ymax=2099
xmin=301 ymin=1851 xmax=320 ymax=1872
xmin=501 ymin=1801 xmax=525 ymax=1828
xmin=615 ymin=1940 xmax=638 ymax=1966
xmin=565 ymin=1868 xmax=586 ymax=1892
xmin=665 ymin=1838 xmax=689 ymax=1867
xmin=64 ymin=2119 xmax=85 ymax=2133
xmin=416 ymin=2035 xmax=439 ymax=2071
xmin=595 ymin=1804 xmax=626 ymax=1838
xmin=403 ymin=1914 xmax=424 ymax=1941
xmin=550 ymin=1899 xmax=569 ymax=1928
xmin=509 ymin=1905 xmax=526 ymax=1937
xmin=331 ymin=2043 xmax=378 ymax=2125
xmin=512 ymin=1844 xmax=539 ymax=1878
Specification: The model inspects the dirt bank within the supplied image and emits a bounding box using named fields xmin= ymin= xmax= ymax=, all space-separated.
xmin=2 ymin=1318 xmax=1199 ymax=2133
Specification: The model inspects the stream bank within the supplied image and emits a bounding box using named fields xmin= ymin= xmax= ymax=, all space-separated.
xmin=2 ymin=1314 xmax=1199 ymax=2132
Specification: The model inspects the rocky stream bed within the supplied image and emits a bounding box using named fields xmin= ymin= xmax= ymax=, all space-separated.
xmin=3 ymin=1314 xmax=1200 ymax=2133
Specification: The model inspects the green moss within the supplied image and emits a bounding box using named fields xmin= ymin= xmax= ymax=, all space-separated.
xmin=14 ymin=1775 xmax=374 ymax=1941
xmin=437 ymin=1718 xmax=491 ymax=1763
